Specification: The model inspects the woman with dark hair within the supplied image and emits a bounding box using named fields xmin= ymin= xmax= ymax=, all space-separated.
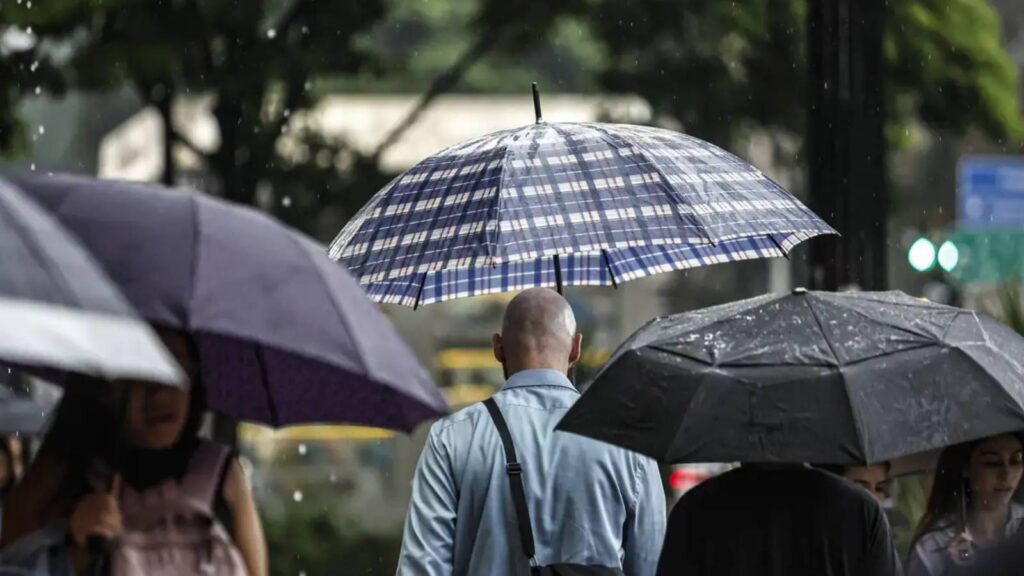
xmin=907 ymin=433 xmax=1024 ymax=576
xmin=0 ymin=328 xmax=267 ymax=576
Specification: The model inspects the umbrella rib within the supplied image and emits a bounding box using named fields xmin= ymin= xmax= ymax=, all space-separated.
xmin=185 ymin=194 xmax=202 ymax=327
xmin=801 ymin=295 xmax=842 ymax=366
xmin=254 ymin=344 xmax=281 ymax=426
xmin=803 ymin=296 xmax=873 ymax=462
xmin=0 ymin=186 xmax=82 ymax=309
xmin=767 ymin=234 xmax=791 ymax=259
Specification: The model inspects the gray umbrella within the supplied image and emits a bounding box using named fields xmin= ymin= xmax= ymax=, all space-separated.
xmin=558 ymin=289 xmax=1024 ymax=465
xmin=0 ymin=178 xmax=182 ymax=386
xmin=0 ymin=385 xmax=50 ymax=435
xmin=12 ymin=173 xmax=446 ymax=431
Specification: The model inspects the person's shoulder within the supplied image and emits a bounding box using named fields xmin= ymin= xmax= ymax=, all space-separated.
xmin=805 ymin=467 xmax=880 ymax=506
xmin=426 ymin=400 xmax=490 ymax=439
xmin=674 ymin=467 xmax=742 ymax=506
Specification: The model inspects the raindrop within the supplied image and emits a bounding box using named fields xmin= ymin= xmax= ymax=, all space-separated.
xmin=329 ymin=473 xmax=338 ymax=484
xmin=29 ymin=163 xmax=36 ymax=171
xmin=283 ymin=109 xmax=291 ymax=118
xmin=37 ymin=125 xmax=45 ymax=135
xmin=301 ymin=26 xmax=310 ymax=35
xmin=281 ymin=196 xmax=292 ymax=207
xmin=297 ymin=443 xmax=307 ymax=455
xmin=304 ymin=81 xmax=313 ymax=91
xmin=30 ymin=61 xmax=39 ymax=72
xmin=26 ymin=27 xmax=33 ymax=35
xmin=34 ymin=86 xmax=40 ymax=95
xmin=293 ymin=490 xmax=303 ymax=502
xmin=26 ymin=0 xmax=31 ymax=6
xmin=266 ymin=29 xmax=277 ymax=39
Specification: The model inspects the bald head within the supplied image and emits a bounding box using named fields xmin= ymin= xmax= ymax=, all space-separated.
xmin=493 ymin=288 xmax=581 ymax=377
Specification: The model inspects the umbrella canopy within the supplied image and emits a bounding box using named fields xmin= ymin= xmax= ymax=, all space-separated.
xmin=0 ymin=386 xmax=50 ymax=435
xmin=0 ymin=178 xmax=182 ymax=387
xmin=12 ymin=173 xmax=447 ymax=432
xmin=330 ymin=121 xmax=835 ymax=307
xmin=557 ymin=289 xmax=1024 ymax=465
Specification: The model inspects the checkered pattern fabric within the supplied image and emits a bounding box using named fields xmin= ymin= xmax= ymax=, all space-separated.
xmin=330 ymin=122 xmax=835 ymax=307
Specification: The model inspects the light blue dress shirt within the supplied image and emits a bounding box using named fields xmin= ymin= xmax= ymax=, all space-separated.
xmin=396 ymin=369 xmax=666 ymax=576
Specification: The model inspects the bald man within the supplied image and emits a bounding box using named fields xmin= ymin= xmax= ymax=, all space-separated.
xmin=397 ymin=289 xmax=665 ymax=576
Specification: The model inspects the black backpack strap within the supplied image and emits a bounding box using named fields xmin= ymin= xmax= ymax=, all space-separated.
xmin=483 ymin=398 xmax=537 ymax=564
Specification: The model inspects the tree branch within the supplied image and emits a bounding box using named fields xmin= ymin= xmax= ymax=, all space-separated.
xmin=171 ymin=128 xmax=210 ymax=163
xmin=371 ymin=25 xmax=506 ymax=163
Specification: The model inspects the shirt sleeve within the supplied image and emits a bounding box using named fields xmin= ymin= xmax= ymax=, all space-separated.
xmin=396 ymin=427 xmax=458 ymax=576
xmin=623 ymin=456 xmax=666 ymax=576
xmin=861 ymin=501 xmax=904 ymax=576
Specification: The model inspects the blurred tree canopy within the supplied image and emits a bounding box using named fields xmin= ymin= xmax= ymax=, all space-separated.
xmin=476 ymin=0 xmax=1024 ymax=151
xmin=1 ymin=0 xmax=393 ymax=235
xmin=1 ymin=0 xmax=1022 ymax=237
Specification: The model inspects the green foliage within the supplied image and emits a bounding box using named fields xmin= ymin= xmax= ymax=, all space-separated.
xmin=1 ymin=0 xmax=390 ymax=235
xmin=262 ymin=505 xmax=401 ymax=576
xmin=887 ymin=0 xmax=1024 ymax=144
xmin=2 ymin=0 xmax=1022 ymax=234
xmin=476 ymin=0 xmax=1024 ymax=151
xmin=996 ymin=281 xmax=1024 ymax=335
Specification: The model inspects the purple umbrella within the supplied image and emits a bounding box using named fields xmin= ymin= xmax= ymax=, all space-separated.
xmin=12 ymin=173 xmax=446 ymax=431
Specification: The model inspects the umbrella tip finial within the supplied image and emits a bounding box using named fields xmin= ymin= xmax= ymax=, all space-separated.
xmin=532 ymin=83 xmax=543 ymax=124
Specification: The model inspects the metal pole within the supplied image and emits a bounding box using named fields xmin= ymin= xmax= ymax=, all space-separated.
xmin=807 ymin=0 xmax=887 ymax=290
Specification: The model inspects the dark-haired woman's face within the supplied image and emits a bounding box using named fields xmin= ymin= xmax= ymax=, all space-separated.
xmin=968 ymin=434 xmax=1024 ymax=510
xmin=124 ymin=382 xmax=191 ymax=450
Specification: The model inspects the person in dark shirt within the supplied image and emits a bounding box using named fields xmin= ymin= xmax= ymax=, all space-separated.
xmin=656 ymin=464 xmax=902 ymax=576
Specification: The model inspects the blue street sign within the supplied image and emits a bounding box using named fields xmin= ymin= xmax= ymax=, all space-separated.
xmin=958 ymin=156 xmax=1024 ymax=227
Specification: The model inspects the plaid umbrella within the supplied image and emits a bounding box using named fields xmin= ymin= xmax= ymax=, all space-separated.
xmin=331 ymin=94 xmax=834 ymax=307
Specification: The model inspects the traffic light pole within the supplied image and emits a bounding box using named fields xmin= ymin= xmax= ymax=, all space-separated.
xmin=807 ymin=0 xmax=887 ymax=291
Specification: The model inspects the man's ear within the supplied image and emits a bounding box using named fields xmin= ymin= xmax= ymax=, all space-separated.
xmin=569 ymin=332 xmax=582 ymax=366
xmin=492 ymin=333 xmax=505 ymax=364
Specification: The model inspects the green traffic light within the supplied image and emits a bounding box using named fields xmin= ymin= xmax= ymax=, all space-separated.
xmin=937 ymin=240 xmax=959 ymax=272
xmin=908 ymin=237 xmax=936 ymax=272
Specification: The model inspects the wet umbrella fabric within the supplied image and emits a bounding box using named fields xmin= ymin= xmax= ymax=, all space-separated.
xmin=558 ymin=290 xmax=1024 ymax=465
xmin=0 ymin=386 xmax=49 ymax=435
xmin=330 ymin=122 xmax=835 ymax=307
xmin=13 ymin=173 xmax=446 ymax=431
xmin=0 ymin=178 xmax=182 ymax=387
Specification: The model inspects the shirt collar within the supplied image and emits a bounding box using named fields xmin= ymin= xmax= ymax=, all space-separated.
xmin=501 ymin=369 xmax=578 ymax=392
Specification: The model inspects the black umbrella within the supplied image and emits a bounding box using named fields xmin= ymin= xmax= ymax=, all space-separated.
xmin=557 ymin=289 xmax=1024 ymax=465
